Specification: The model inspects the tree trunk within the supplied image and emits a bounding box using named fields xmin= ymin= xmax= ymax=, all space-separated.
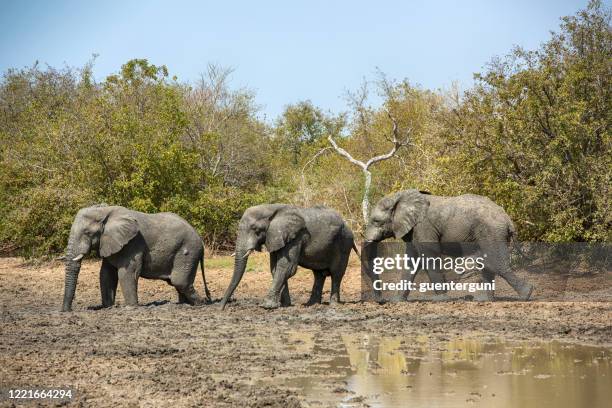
xmin=362 ymin=169 xmax=372 ymax=224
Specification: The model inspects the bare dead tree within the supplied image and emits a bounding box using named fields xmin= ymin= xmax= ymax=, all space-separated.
xmin=335 ymin=74 xmax=416 ymax=222
xmin=327 ymin=106 xmax=412 ymax=223
xmin=301 ymin=74 xmax=414 ymax=223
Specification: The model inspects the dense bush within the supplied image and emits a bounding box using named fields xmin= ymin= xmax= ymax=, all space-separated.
xmin=0 ymin=59 xmax=276 ymax=256
xmin=441 ymin=2 xmax=611 ymax=241
xmin=0 ymin=2 xmax=609 ymax=256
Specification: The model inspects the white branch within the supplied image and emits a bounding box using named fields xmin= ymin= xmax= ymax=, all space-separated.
xmin=363 ymin=108 xmax=411 ymax=169
xmin=365 ymin=144 xmax=400 ymax=168
xmin=325 ymin=102 xmax=412 ymax=223
xmin=326 ymin=135 xmax=367 ymax=171
xmin=302 ymin=147 xmax=333 ymax=174
xmin=383 ymin=106 xmax=412 ymax=143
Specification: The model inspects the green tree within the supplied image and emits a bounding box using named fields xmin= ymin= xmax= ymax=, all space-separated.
xmin=443 ymin=0 xmax=611 ymax=241
xmin=275 ymin=101 xmax=340 ymax=165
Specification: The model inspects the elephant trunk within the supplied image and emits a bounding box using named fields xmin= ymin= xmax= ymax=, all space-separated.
xmin=220 ymin=246 xmax=250 ymax=309
xmin=61 ymin=235 xmax=83 ymax=312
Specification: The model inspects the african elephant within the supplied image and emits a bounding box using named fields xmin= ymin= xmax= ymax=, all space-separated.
xmin=61 ymin=204 xmax=211 ymax=312
xmin=364 ymin=190 xmax=533 ymax=301
xmin=220 ymin=204 xmax=358 ymax=309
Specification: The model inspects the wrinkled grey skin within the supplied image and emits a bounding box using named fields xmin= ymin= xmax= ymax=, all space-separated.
xmin=220 ymin=204 xmax=358 ymax=309
xmin=61 ymin=205 xmax=211 ymax=312
xmin=364 ymin=190 xmax=533 ymax=301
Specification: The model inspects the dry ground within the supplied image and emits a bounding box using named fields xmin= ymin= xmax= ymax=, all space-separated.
xmin=0 ymin=254 xmax=610 ymax=407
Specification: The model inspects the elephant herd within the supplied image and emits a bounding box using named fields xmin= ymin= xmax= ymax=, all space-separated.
xmin=60 ymin=189 xmax=534 ymax=312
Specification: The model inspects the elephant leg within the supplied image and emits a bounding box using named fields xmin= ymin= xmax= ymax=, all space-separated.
xmin=306 ymin=270 xmax=326 ymax=306
xmin=176 ymin=289 xmax=189 ymax=304
xmin=483 ymin=243 xmax=533 ymax=300
xmin=263 ymin=243 xmax=300 ymax=309
xmin=474 ymin=268 xmax=496 ymax=301
xmin=162 ymin=279 xmax=186 ymax=303
xmin=117 ymin=258 xmax=140 ymax=307
xmin=175 ymin=284 xmax=202 ymax=306
xmin=416 ymin=242 xmax=448 ymax=299
xmin=170 ymin=251 xmax=205 ymax=305
xmin=174 ymin=284 xmax=202 ymax=305
xmin=497 ymin=268 xmax=533 ymax=300
xmin=330 ymin=273 xmax=342 ymax=304
xmin=280 ymin=283 xmax=291 ymax=307
xmin=329 ymin=249 xmax=350 ymax=304
xmin=118 ymin=267 xmax=138 ymax=306
xmin=363 ymin=242 xmax=383 ymax=303
xmin=400 ymin=269 xmax=419 ymax=301
xmin=99 ymin=260 xmax=118 ymax=308
xmin=270 ymin=254 xmax=291 ymax=307
xmin=401 ymin=241 xmax=417 ymax=300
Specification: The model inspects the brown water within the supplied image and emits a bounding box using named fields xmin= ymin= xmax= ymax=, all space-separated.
xmin=274 ymin=333 xmax=611 ymax=408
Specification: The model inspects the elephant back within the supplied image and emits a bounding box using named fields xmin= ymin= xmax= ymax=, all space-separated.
xmin=455 ymin=194 xmax=514 ymax=241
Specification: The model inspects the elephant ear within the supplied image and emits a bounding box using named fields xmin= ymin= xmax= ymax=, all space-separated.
xmin=99 ymin=211 xmax=139 ymax=257
xmin=391 ymin=190 xmax=430 ymax=239
xmin=265 ymin=210 xmax=305 ymax=253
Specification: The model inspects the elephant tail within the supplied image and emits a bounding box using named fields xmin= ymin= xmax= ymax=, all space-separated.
xmin=507 ymin=221 xmax=516 ymax=243
xmin=200 ymin=246 xmax=212 ymax=303
xmin=506 ymin=220 xmax=525 ymax=260
xmin=352 ymin=241 xmax=360 ymax=257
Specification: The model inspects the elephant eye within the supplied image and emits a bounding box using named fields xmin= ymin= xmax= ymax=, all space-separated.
xmin=83 ymin=224 xmax=98 ymax=236
xmin=252 ymin=222 xmax=267 ymax=233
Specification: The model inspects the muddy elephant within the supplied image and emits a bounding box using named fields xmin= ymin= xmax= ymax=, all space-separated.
xmin=220 ymin=204 xmax=358 ymax=309
xmin=61 ymin=204 xmax=211 ymax=312
xmin=364 ymin=190 xmax=533 ymax=301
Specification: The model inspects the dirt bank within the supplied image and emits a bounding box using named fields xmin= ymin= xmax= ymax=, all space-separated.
xmin=0 ymin=255 xmax=610 ymax=407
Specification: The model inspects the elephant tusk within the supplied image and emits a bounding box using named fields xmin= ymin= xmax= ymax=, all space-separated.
xmin=56 ymin=255 xmax=66 ymax=261
xmin=230 ymin=252 xmax=236 ymax=257
xmin=242 ymin=249 xmax=253 ymax=259
xmin=72 ymin=254 xmax=84 ymax=261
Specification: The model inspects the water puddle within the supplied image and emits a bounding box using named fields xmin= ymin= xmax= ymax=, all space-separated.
xmin=272 ymin=332 xmax=611 ymax=407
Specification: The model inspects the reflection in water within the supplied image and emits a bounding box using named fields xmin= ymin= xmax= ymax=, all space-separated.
xmin=283 ymin=333 xmax=611 ymax=408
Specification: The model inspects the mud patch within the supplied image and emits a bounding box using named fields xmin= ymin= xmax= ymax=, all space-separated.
xmin=0 ymin=256 xmax=610 ymax=406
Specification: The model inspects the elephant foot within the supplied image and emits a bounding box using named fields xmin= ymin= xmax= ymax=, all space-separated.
xmin=304 ymin=298 xmax=321 ymax=307
xmin=518 ymin=283 xmax=534 ymax=301
xmin=473 ymin=291 xmax=494 ymax=302
xmin=329 ymin=296 xmax=341 ymax=306
xmin=261 ymin=298 xmax=281 ymax=309
xmin=430 ymin=293 xmax=451 ymax=301
xmin=189 ymin=295 xmax=211 ymax=306
xmin=87 ymin=304 xmax=111 ymax=311
xmin=369 ymin=290 xmax=386 ymax=304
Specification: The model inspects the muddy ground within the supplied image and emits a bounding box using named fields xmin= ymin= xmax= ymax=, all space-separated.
xmin=1 ymin=254 xmax=610 ymax=407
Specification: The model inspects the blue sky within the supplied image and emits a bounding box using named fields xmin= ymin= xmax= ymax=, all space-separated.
xmin=0 ymin=0 xmax=596 ymax=120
